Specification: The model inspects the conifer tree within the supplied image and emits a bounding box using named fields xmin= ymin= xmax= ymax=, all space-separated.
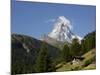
xmin=70 ymin=38 xmax=81 ymax=57
xmin=62 ymin=44 xmax=70 ymax=62
xmin=35 ymin=42 xmax=55 ymax=72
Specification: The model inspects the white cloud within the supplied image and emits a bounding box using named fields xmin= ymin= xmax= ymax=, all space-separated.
xmin=45 ymin=19 xmax=56 ymax=23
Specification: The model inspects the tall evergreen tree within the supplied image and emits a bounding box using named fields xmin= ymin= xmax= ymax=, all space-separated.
xmin=62 ymin=44 xmax=70 ymax=62
xmin=81 ymin=39 xmax=87 ymax=55
xmin=70 ymin=38 xmax=81 ymax=57
xmin=35 ymin=42 xmax=55 ymax=72
xmin=81 ymin=31 xmax=96 ymax=54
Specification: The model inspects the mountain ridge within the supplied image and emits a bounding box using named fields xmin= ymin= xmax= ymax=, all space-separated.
xmin=42 ymin=16 xmax=82 ymax=46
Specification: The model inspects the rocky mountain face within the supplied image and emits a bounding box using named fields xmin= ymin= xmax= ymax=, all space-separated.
xmin=12 ymin=33 xmax=60 ymax=60
xmin=43 ymin=16 xmax=82 ymax=45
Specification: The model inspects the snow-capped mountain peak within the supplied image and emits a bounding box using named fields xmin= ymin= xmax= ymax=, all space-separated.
xmin=48 ymin=16 xmax=82 ymax=43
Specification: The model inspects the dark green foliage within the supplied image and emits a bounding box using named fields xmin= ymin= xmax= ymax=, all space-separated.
xmin=62 ymin=44 xmax=71 ymax=62
xmin=81 ymin=31 xmax=96 ymax=54
xmin=81 ymin=40 xmax=87 ymax=54
xmin=11 ymin=34 xmax=60 ymax=74
xmin=84 ymin=60 xmax=92 ymax=67
xmin=83 ymin=56 xmax=96 ymax=68
xmin=35 ymin=42 xmax=48 ymax=72
xmin=35 ymin=42 xmax=56 ymax=72
xmin=11 ymin=31 xmax=96 ymax=74
xmin=70 ymin=38 xmax=81 ymax=57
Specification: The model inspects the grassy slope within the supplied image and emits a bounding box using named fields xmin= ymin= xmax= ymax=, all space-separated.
xmin=56 ymin=48 xmax=96 ymax=71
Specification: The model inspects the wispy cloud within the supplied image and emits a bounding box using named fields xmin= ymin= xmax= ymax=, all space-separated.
xmin=44 ymin=19 xmax=56 ymax=23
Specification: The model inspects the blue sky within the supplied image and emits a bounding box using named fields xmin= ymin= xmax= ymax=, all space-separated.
xmin=11 ymin=1 xmax=96 ymax=39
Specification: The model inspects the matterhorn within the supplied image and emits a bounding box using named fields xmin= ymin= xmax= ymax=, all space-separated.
xmin=42 ymin=16 xmax=82 ymax=44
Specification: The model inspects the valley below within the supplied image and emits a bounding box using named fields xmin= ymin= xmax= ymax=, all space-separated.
xmin=11 ymin=30 xmax=96 ymax=74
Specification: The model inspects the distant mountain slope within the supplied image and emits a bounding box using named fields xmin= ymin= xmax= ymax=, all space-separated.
xmin=11 ymin=33 xmax=61 ymax=74
xmin=41 ymin=35 xmax=67 ymax=49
